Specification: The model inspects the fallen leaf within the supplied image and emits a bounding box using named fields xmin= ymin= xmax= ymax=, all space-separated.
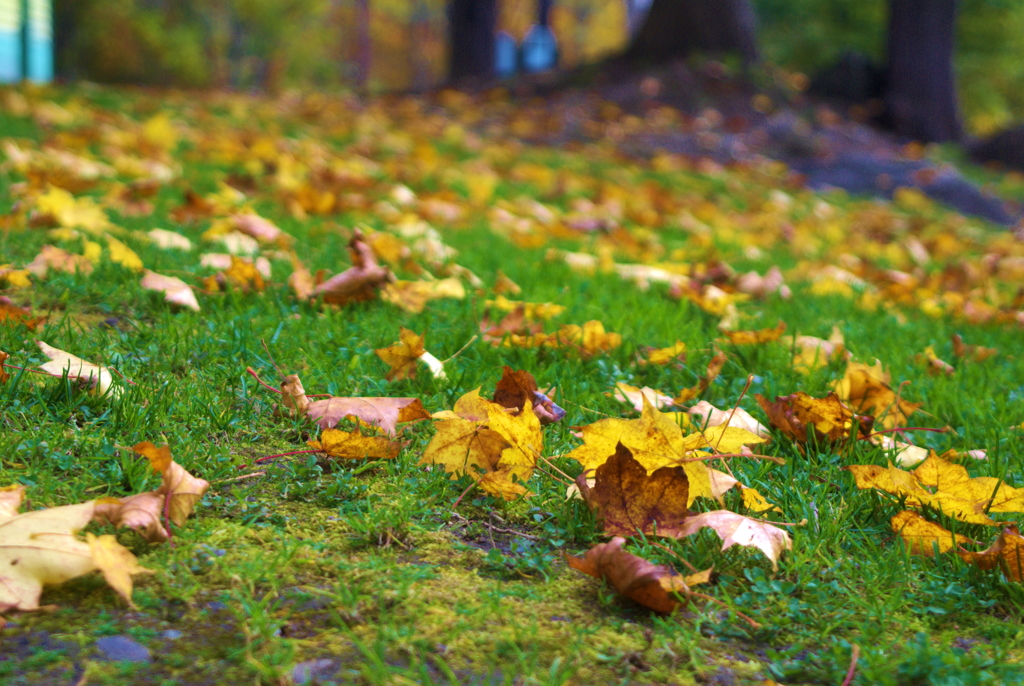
xmin=306 ymin=396 xmax=430 ymax=437
xmin=0 ymin=495 xmax=148 ymax=612
xmin=491 ymin=366 xmax=565 ymax=425
xmin=375 ymin=328 xmax=446 ymax=380
xmin=140 ymin=270 xmax=200 ymax=311
xmin=916 ymin=346 xmax=954 ymax=376
xmin=566 ymin=537 xmax=697 ymax=614
xmin=678 ymin=510 xmax=792 ymax=571
xmin=844 ymin=460 xmax=1000 ymax=526
xmin=106 ymin=235 xmax=144 ymax=271
xmin=0 ymin=296 xmax=42 ymax=329
xmin=719 ymin=321 xmax=787 ymax=345
xmin=784 ymin=326 xmax=847 ymax=373
xmin=755 ymin=391 xmax=872 ymax=445
xmin=147 ymin=228 xmax=193 ymax=251
xmin=644 ymin=341 xmax=687 ymax=366
xmin=36 ymin=340 xmax=120 ymax=397
xmin=93 ymin=442 xmax=210 ymax=542
xmin=833 ymin=360 xmax=921 ymax=429
xmin=382 ymin=277 xmax=465 ymax=313
xmin=308 ymin=426 xmax=401 ymax=460
xmin=419 ymin=388 xmax=542 ymax=500
xmin=86 ymin=533 xmax=153 ymax=609
xmin=313 ymin=230 xmax=393 ymax=305
xmin=959 ymin=527 xmax=1024 ymax=580
xmin=613 ymin=382 xmax=674 ymax=412
xmin=492 ymin=270 xmax=521 ymax=296
xmin=950 ymin=334 xmax=997 ymax=362
xmin=674 ymin=352 xmax=726 ymax=404
xmin=26 ymin=244 xmax=94 ymax=277
xmin=567 ymin=396 xmax=710 ymax=507
xmin=891 ymin=511 xmax=970 ymax=556
xmin=578 ymin=443 xmax=691 ymax=538
xmin=689 ymin=400 xmax=770 ymax=439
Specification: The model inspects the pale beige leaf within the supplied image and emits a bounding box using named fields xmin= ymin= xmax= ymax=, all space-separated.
xmin=147 ymin=228 xmax=193 ymax=251
xmin=36 ymin=340 xmax=119 ymax=397
xmin=0 ymin=502 xmax=98 ymax=611
xmin=86 ymin=533 xmax=152 ymax=608
xmin=679 ymin=510 xmax=792 ymax=570
xmin=141 ymin=270 xmax=199 ymax=311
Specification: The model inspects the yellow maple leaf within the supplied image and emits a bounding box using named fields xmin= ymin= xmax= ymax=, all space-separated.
xmin=567 ymin=396 xmax=711 ymax=507
xmin=832 ymin=360 xmax=921 ymax=429
xmin=419 ymin=388 xmax=541 ymax=500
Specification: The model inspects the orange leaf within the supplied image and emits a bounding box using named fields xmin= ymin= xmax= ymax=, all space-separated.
xmin=565 ymin=537 xmax=693 ymax=614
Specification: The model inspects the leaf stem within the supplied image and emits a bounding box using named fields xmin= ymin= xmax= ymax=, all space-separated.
xmin=676 ymin=452 xmax=786 ymax=465
xmin=245 ymin=366 xmax=282 ymax=394
xmin=255 ymin=449 xmax=321 ymax=464
xmin=688 ymin=590 xmax=761 ymax=629
xmin=452 ymin=481 xmax=478 ymax=510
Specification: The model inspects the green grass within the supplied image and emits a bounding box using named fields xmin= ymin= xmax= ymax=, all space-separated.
xmin=1 ymin=82 xmax=1024 ymax=685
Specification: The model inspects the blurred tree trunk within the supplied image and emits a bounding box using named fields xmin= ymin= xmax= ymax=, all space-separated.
xmin=883 ymin=0 xmax=962 ymax=142
xmin=625 ymin=0 xmax=758 ymax=65
xmin=448 ymin=0 xmax=496 ymax=82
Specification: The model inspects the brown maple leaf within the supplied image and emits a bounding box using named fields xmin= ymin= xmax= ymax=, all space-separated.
xmin=492 ymin=366 xmax=565 ymax=425
xmin=578 ymin=443 xmax=691 ymax=538
xmin=755 ymin=391 xmax=873 ymax=445
xmin=566 ymin=537 xmax=707 ymax=614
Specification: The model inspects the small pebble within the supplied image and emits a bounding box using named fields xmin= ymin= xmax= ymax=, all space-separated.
xmin=162 ymin=629 xmax=183 ymax=640
xmin=96 ymin=635 xmax=152 ymax=663
xmin=293 ymin=658 xmax=337 ymax=684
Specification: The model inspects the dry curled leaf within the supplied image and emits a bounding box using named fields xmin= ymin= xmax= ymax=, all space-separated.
xmin=566 ymin=537 xmax=705 ymax=614
xmin=93 ymin=442 xmax=210 ymax=542
xmin=306 ymin=396 xmax=430 ymax=437
xmin=959 ymin=526 xmax=1024 ymax=580
xmin=313 ymin=229 xmax=393 ymax=305
xmin=491 ymin=366 xmax=565 ymax=425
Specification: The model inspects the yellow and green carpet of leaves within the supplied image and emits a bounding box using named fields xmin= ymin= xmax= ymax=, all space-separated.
xmin=2 ymin=83 xmax=1024 ymax=685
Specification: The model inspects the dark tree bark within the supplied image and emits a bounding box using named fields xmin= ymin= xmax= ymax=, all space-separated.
xmin=883 ymin=0 xmax=962 ymax=142
xmin=448 ymin=0 xmax=497 ymax=82
xmin=625 ymin=0 xmax=758 ymax=65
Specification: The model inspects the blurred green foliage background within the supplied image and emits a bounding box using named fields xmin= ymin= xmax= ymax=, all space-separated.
xmin=54 ymin=0 xmax=1024 ymax=134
